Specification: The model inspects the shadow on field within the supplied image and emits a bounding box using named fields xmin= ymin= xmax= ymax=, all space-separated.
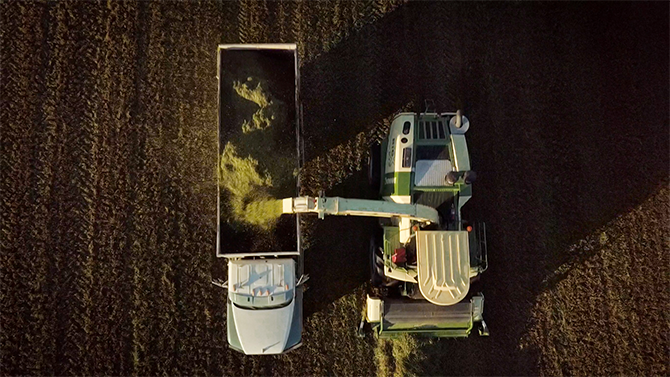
xmin=300 ymin=171 xmax=378 ymax=317
xmin=299 ymin=2 xmax=668 ymax=375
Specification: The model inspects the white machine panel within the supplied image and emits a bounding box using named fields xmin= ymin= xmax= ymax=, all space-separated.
xmin=416 ymin=230 xmax=470 ymax=306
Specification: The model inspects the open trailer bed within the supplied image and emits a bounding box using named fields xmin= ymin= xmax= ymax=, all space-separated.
xmin=217 ymin=44 xmax=303 ymax=259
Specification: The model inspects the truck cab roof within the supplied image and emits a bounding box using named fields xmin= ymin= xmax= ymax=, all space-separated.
xmin=227 ymin=258 xmax=302 ymax=354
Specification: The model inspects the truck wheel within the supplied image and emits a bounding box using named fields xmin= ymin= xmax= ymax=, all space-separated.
xmin=368 ymin=142 xmax=381 ymax=190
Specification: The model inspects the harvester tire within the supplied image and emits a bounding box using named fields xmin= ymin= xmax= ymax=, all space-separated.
xmin=370 ymin=231 xmax=384 ymax=287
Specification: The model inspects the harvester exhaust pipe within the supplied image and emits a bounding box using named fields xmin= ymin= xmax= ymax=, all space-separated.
xmin=455 ymin=109 xmax=463 ymax=128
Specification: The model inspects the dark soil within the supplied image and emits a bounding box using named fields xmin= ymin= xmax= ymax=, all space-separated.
xmin=1 ymin=1 xmax=667 ymax=376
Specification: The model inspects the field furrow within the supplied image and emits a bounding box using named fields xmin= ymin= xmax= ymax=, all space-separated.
xmin=126 ymin=2 xmax=175 ymax=375
xmin=0 ymin=3 xmax=37 ymax=374
xmin=42 ymin=2 xmax=109 ymax=374
xmin=238 ymin=0 xmax=269 ymax=44
xmin=20 ymin=2 xmax=60 ymax=373
xmin=80 ymin=2 xmax=140 ymax=374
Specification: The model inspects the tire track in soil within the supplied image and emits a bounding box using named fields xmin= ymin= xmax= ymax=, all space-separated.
xmin=289 ymin=1 xmax=307 ymax=61
xmin=238 ymin=0 xmax=269 ymax=44
xmin=45 ymin=2 xmax=107 ymax=374
xmin=18 ymin=2 xmax=60 ymax=374
xmin=146 ymin=4 xmax=180 ymax=374
xmin=218 ymin=0 xmax=239 ymax=45
xmin=197 ymin=2 xmax=233 ymax=376
xmin=30 ymin=3 xmax=73 ymax=375
xmin=186 ymin=2 xmax=226 ymax=372
xmin=0 ymin=2 xmax=50 ymax=374
xmin=95 ymin=3 xmax=141 ymax=374
xmin=85 ymin=2 xmax=139 ymax=374
xmin=78 ymin=4 xmax=117 ymax=374
xmin=122 ymin=2 xmax=164 ymax=375
xmin=158 ymin=2 xmax=218 ymax=374
xmin=0 ymin=2 xmax=27 ymax=373
xmin=274 ymin=1 xmax=291 ymax=43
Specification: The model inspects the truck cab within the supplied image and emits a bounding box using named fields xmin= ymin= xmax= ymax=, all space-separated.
xmin=226 ymin=258 xmax=303 ymax=354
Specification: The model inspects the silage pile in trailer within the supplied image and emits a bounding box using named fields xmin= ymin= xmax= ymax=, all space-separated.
xmin=219 ymin=77 xmax=293 ymax=230
xmin=234 ymin=77 xmax=286 ymax=134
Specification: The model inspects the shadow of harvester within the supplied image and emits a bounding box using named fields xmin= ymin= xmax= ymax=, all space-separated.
xmin=296 ymin=1 xmax=668 ymax=375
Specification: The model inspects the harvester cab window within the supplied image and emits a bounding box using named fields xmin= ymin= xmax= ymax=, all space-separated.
xmin=402 ymin=121 xmax=411 ymax=135
xmin=402 ymin=147 xmax=412 ymax=168
xmin=415 ymin=145 xmax=450 ymax=160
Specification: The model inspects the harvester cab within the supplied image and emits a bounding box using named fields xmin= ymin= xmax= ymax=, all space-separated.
xmin=364 ymin=110 xmax=489 ymax=337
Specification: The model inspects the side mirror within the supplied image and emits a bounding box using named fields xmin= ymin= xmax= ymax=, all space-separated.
xmin=211 ymin=279 xmax=228 ymax=289
xmin=296 ymin=274 xmax=310 ymax=288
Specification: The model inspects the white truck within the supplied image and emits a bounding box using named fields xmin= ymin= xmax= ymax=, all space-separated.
xmin=215 ymin=44 xmax=306 ymax=355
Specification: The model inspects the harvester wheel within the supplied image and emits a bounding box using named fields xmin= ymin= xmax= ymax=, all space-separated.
xmin=370 ymin=231 xmax=384 ymax=287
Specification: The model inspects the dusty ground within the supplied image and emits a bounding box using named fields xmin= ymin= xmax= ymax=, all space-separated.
xmin=1 ymin=1 xmax=668 ymax=376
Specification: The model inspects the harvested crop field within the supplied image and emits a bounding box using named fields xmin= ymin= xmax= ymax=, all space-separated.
xmin=1 ymin=1 xmax=668 ymax=376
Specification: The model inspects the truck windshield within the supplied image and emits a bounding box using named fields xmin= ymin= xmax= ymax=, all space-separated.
xmin=230 ymin=290 xmax=293 ymax=310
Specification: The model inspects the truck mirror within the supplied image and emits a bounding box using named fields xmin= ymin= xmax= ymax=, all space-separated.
xmin=211 ymin=279 xmax=228 ymax=289
xmin=296 ymin=274 xmax=310 ymax=287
